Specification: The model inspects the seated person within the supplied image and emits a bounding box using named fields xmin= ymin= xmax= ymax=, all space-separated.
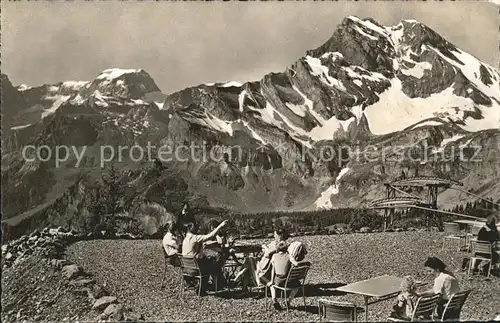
xmin=205 ymin=220 xmax=229 ymax=247
xmin=204 ymin=220 xmax=234 ymax=272
xmin=181 ymin=220 xmax=228 ymax=294
xmin=162 ymin=221 xmax=181 ymax=267
xmin=287 ymin=241 xmax=309 ymax=266
xmin=476 ymin=215 xmax=499 ymax=272
xmin=267 ymin=241 xmax=301 ymax=310
xmin=256 ymin=228 xmax=289 ymax=285
xmin=390 ymin=276 xmax=419 ymax=320
xmin=422 ymin=257 xmax=460 ymax=318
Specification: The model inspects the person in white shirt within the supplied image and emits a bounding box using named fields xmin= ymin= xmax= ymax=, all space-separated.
xmin=181 ymin=220 xmax=228 ymax=294
xmin=182 ymin=221 xmax=227 ymax=258
xmin=162 ymin=222 xmax=180 ymax=265
xmin=423 ymin=257 xmax=460 ymax=318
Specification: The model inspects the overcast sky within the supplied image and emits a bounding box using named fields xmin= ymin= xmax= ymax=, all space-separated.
xmin=2 ymin=1 xmax=498 ymax=94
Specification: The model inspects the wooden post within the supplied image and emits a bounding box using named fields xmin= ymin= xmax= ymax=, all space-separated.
xmin=383 ymin=208 xmax=388 ymax=230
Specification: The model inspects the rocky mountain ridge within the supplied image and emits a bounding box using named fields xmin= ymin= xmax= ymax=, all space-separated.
xmin=2 ymin=16 xmax=499 ymax=239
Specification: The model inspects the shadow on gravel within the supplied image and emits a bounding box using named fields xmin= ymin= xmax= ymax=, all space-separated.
xmin=215 ymin=289 xmax=263 ymax=300
xmin=301 ymin=305 xmax=320 ymax=315
xmin=304 ymin=282 xmax=348 ymax=297
xmin=213 ymin=282 xmax=347 ymax=300
xmin=301 ymin=304 xmax=365 ymax=316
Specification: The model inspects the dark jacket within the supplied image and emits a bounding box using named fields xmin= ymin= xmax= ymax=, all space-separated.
xmin=477 ymin=227 xmax=499 ymax=244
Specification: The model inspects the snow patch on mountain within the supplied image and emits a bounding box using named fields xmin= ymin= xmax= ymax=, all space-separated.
xmin=131 ymin=99 xmax=147 ymax=105
xmin=351 ymin=105 xmax=364 ymax=125
xmin=429 ymin=46 xmax=500 ymax=99
xmin=61 ymin=81 xmax=90 ymax=90
xmin=410 ymin=120 xmax=445 ymax=129
xmin=342 ymin=66 xmax=387 ymax=82
xmin=10 ymin=124 xmax=32 ymax=130
xmin=93 ymin=90 xmax=111 ymax=107
xmin=96 ymin=68 xmax=142 ymax=83
xmin=433 ymin=134 xmax=466 ymax=153
xmin=155 ymin=101 xmax=165 ymax=110
xmin=71 ymin=94 xmax=86 ymax=105
xmin=352 ymin=25 xmax=378 ymax=41
xmin=238 ymin=90 xmax=247 ymax=112
xmin=288 ymin=85 xmax=313 ymax=118
xmin=348 ymin=16 xmax=391 ymax=43
xmin=363 ymin=78 xmax=497 ymax=134
xmin=305 ymin=56 xmax=346 ymax=90
xmin=188 ymin=112 xmax=234 ymax=136
xmin=401 ymin=61 xmax=432 ymax=78
xmin=315 ymin=167 xmax=351 ymax=209
xmin=285 ymin=102 xmax=307 ymax=117
xmin=17 ymin=84 xmax=32 ymax=91
xmin=256 ymin=101 xmax=313 ymax=147
xmin=310 ymin=116 xmax=355 ymax=141
xmin=441 ymin=134 xmax=465 ymax=147
xmin=241 ymin=120 xmax=267 ymax=145
xmin=290 ymin=85 xmax=353 ymax=140
xmin=221 ymin=81 xmax=242 ymax=88
xmin=41 ymin=95 xmax=71 ymax=118
xmin=385 ymin=23 xmax=405 ymax=50
xmin=459 ymin=138 xmax=474 ymax=148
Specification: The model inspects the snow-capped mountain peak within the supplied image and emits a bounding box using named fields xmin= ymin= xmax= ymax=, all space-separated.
xmin=96 ymin=68 xmax=144 ymax=83
xmin=17 ymin=84 xmax=32 ymax=91
xmin=2 ymin=16 xmax=500 ymax=232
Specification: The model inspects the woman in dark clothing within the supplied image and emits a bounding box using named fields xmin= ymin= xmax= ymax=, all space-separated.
xmin=476 ymin=215 xmax=499 ymax=272
xmin=204 ymin=220 xmax=230 ymax=265
xmin=477 ymin=215 xmax=499 ymax=243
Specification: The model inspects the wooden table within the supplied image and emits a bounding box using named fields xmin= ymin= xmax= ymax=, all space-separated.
xmin=335 ymin=275 xmax=426 ymax=321
xmin=231 ymin=243 xmax=262 ymax=257
xmin=205 ymin=242 xmax=262 ymax=290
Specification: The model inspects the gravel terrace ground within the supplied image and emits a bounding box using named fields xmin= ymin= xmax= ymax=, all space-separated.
xmin=67 ymin=232 xmax=500 ymax=322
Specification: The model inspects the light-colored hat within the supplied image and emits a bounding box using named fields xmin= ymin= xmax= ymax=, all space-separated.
xmin=288 ymin=241 xmax=307 ymax=259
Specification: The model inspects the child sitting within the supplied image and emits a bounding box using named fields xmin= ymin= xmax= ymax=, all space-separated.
xmin=267 ymin=241 xmax=301 ymax=310
xmin=390 ymin=276 xmax=419 ymax=319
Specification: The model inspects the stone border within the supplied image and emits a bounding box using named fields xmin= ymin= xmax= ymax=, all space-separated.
xmin=1 ymin=227 xmax=144 ymax=322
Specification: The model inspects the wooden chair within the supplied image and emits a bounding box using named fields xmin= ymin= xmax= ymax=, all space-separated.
xmin=387 ymin=294 xmax=440 ymax=322
xmin=438 ymin=290 xmax=471 ymax=321
xmin=247 ymin=256 xmax=267 ymax=296
xmin=442 ymin=222 xmax=467 ymax=251
xmin=468 ymin=241 xmax=493 ymax=278
xmin=223 ymin=256 xmax=245 ymax=292
xmin=179 ymin=256 xmax=217 ymax=298
xmin=470 ymin=225 xmax=481 ymax=236
xmin=466 ymin=225 xmax=482 ymax=249
xmin=265 ymin=263 xmax=311 ymax=312
xmin=318 ymin=299 xmax=362 ymax=322
xmin=160 ymin=247 xmax=180 ymax=289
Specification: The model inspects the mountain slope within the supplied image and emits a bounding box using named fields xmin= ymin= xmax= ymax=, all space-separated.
xmin=2 ymin=16 xmax=499 ymax=239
